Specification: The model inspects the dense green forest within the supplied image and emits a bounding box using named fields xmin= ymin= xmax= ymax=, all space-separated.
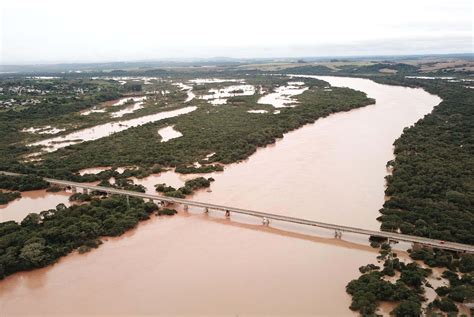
xmin=376 ymin=81 xmax=474 ymax=245
xmin=155 ymin=176 xmax=212 ymax=198
xmin=0 ymin=174 xmax=49 ymax=191
xmin=0 ymin=195 xmax=159 ymax=279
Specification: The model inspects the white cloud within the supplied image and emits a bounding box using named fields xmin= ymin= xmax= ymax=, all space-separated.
xmin=1 ymin=0 xmax=472 ymax=64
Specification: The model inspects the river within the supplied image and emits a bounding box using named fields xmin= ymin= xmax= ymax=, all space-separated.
xmin=0 ymin=76 xmax=442 ymax=316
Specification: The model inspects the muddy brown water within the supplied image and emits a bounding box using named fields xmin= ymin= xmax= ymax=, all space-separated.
xmin=0 ymin=77 xmax=443 ymax=316
xmin=0 ymin=190 xmax=70 ymax=223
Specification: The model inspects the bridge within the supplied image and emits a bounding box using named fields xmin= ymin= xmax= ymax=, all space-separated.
xmin=2 ymin=171 xmax=473 ymax=253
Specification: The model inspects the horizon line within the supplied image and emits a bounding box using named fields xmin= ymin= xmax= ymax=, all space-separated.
xmin=1 ymin=52 xmax=473 ymax=68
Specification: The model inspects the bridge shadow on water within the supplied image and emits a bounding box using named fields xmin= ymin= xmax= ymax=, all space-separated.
xmin=177 ymin=207 xmax=402 ymax=255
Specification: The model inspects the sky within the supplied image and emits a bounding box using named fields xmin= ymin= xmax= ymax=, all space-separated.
xmin=0 ymin=0 xmax=472 ymax=64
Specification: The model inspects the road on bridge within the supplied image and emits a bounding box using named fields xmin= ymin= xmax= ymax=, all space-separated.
xmin=1 ymin=171 xmax=473 ymax=253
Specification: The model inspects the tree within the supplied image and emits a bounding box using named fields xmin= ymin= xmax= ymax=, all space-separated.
xmin=459 ymin=254 xmax=474 ymax=273
xmin=20 ymin=242 xmax=47 ymax=266
xmin=391 ymin=300 xmax=422 ymax=317
xmin=20 ymin=213 xmax=41 ymax=227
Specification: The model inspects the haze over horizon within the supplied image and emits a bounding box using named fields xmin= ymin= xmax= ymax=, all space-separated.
xmin=1 ymin=0 xmax=472 ymax=65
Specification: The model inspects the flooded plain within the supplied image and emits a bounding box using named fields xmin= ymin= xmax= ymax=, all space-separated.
xmin=110 ymin=96 xmax=147 ymax=118
xmin=199 ymin=84 xmax=256 ymax=105
xmin=258 ymin=82 xmax=309 ymax=108
xmin=29 ymin=106 xmax=197 ymax=152
xmin=157 ymin=125 xmax=183 ymax=142
xmin=174 ymin=83 xmax=195 ymax=102
xmin=0 ymin=76 xmax=443 ymax=316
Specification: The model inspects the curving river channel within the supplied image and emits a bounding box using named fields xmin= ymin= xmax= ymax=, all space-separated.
xmin=0 ymin=77 xmax=442 ymax=316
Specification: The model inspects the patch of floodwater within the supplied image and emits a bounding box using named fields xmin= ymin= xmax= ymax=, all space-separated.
xmin=258 ymin=82 xmax=308 ymax=108
xmin=83 ymin=96 xmax=147 ymax=117
xmin=405 ymin=76 xmax=456 ymax=80
xmin=247 ymin=110 xmax=268 ymax=114
xmin=202 ymin=152 xmax=215 ymax=161
xmin=209 ymin=99 xmax=227 ymax=105
xmin=110 ymin=96 xmax=147 ymax=118
xmin=189 ymin=78 xmax=245 ymax=84
xmin=158 ymin=125 xmax=183 ymax=142
xmin=29 ymin=106 xmax=197 ymax=153
xmin=199 ymin=84 xmax=255 ymax=105
xmin=81 ymin=107 xmax=106 ymax=115
xmin=0 ymin=190 xmax=71 ymax=223
xmin=93 ymin=76 xmax=160 ymax=85
xmin=22 ymin=126 xmax=66 ymax=135
xmin=132 ymin=170 xmax=202 ymax=192
xmin=78 ymin=166 xmax=128 ymax=176
xmin=78 ymin=167 xmax=110 ymax=176
xmin=174 ymin=83 xmax=195 ymax=102
xmin=25 ymin=76 xmax=60 ymax=79
xmin=112 ymin=96 xmax=146 ymax=107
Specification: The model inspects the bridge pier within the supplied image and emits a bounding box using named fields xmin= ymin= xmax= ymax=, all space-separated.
xmin=225 ymin=210 xmax=230 ymax=217
xmin=184 ymin=204 xmax=189 ymax=211
xmin=262 ymin=217 xmax=270 ymax=226
xmin=82 ymin=188 xmax=88 ymax=195
xmin=204 ymin=207 xmax=209 ymax=213
xmin=126 ymin=195 xmax=130 ymax=209
xmin=334 ymin=230 xmax=342 ymax=239
xmin=71 ymin=186 xmax=77 ymax=194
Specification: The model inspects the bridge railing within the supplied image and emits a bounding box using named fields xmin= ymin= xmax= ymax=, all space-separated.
xmin=1 ymin=171 xmax=473 ymax=253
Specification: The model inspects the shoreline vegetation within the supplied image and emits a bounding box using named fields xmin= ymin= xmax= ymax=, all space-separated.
xmin=0 ymin=62 xmax=472 ymax=314
xmin=0 ymin=195 xmax=161 ymax=279
xmin=0 ymin=175 xmax=211 ymax=279
xmin=155 ymin=176 xmax=213 ymax=198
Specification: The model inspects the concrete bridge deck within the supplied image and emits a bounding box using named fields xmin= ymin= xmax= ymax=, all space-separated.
xmin=1 ymin=171 xmax=473 ymax=253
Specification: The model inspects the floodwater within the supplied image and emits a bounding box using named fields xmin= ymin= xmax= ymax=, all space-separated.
xmin=0 ymin=190 xmax=70 ymax=223
xmin=175 ymin=83 xmax=195 ymax=102
xmin=199 ymin=84 xmax=255 ymax=105
xmin=247 ymin=109 xmax=268 ymax=114
xmin=29 ymin=106 xmax=197 ymax=152
xmin=0 ymin=77 xmax=443 ymax=316
xmin=157 ymin=125 xmax=183 ymax=142
xmin=21 ymin=126 xmax=66 ymax=135
xmin=189 ymin=78 xmax=244 ymax=84
xmin=110 ymin=96 xmax=147 ymax=118
xmin=258 ymin=82 xmax=309 ymax=108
